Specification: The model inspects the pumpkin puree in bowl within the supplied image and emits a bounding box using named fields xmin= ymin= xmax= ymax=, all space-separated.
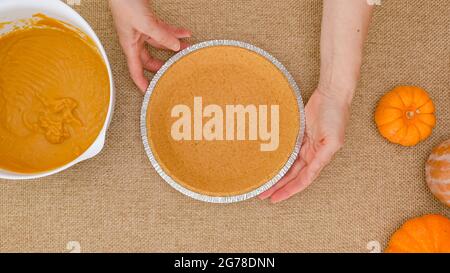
xmin=147 ymin=45 xmax=301 ymax=197
xmin=0 ymin=14 xmax=110 ymax=174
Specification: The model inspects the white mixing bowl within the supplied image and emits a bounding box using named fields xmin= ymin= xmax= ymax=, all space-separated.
xmin=0 ymin=0 xmax=115 ymax=180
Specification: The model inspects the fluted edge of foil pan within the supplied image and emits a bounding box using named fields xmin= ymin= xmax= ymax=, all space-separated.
xmin=140 ymin=40 xmax=305 ymax=203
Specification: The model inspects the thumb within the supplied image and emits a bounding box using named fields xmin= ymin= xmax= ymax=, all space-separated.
xmin=269 ymin=141 xmax=339 ymax=203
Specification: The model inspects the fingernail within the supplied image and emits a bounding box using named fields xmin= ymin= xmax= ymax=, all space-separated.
xmin=178 ymin=29 xmax=192 ymax=38
xmin=270 ymin=197 xmax=280 ymax=204
xmin=172 ymin=42 xmax=181 ymax=51
xmin=180 ymin=43 xmax=190 ymax=50
xmin=258 ymin=195 xmax=266 ymax=200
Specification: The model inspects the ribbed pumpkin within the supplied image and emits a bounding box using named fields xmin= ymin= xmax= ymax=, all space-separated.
xmin=426 ymin=139 xmax=450 ymax=207
xmin=375 ymin=86 xmax=436 ymax=146
xmin=386 ymin=214 xmax=450 ymax=253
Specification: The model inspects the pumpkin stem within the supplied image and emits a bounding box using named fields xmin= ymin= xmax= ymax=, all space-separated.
xmin=406 ymin=111 xmax=415 ymax=120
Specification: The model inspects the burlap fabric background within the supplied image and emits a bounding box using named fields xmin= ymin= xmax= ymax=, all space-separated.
xmin=0 ymin=0 xmax=449 ymax=253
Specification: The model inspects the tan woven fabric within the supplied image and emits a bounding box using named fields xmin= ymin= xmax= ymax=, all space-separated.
xmin=0 ymin=0 xmax=449 ymax=253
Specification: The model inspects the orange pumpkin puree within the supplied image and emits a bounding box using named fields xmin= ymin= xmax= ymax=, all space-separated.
xmin=0 ymin=14 xmax=110 ymax=173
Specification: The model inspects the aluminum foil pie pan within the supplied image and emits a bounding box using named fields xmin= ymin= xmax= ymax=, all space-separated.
xmin=141 ymin=40 xmax=305 ymax=203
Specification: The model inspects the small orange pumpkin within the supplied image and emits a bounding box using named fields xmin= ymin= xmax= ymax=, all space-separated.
xmin=375 ymin=86 xmax=436 ymax=146
xmin=385 ymin=214 xmax=450 ymax=253
xmin=426 ymin=139 xmax=450 ymax=207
